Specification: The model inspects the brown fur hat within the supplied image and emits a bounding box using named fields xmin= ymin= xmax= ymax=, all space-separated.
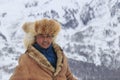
xmin=22 ymin=19 xmax=61 ymax=48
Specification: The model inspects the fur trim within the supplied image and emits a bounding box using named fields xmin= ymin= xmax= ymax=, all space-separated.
xmin=35 ymin=19 xmax=61 ymax=36
xmin=23 ymin=33 xmax=35 ymax=49
xmin=53 ymin=43 xmax=63 ymax=76
xmin=22 ymin=19 xmax=61 ymax=48
xmin=26 ymin=43 xmax=63 ymax=76
xmin=22 ymin=22 xmax=36 ymax=35
xmin=22 ymin=22 xmax=36 ymax=48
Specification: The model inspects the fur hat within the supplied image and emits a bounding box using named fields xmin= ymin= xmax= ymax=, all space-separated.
xmin=22 ymin=19 xmax=61 ymax=48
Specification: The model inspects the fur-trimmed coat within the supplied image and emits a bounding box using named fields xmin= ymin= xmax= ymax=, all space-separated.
xmin=10 ymin=43 xmax=77 ymax=80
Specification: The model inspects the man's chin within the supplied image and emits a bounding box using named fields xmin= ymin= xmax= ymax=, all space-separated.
xmin=42 ymin=45 xmax=49 ymax=49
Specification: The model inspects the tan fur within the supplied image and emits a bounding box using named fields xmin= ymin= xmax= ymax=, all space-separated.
xmin=22 ymin=19 xmax=61 ymax=49
xmin=27 ymin=43 xmax=63 ymax=76
xmin=10 ymin=43 xmax=77 ymax=80
xmin=22 ymin=22 xmax=36 ymax=35
xmin=35 ymin=19 xmax=61 ymax=36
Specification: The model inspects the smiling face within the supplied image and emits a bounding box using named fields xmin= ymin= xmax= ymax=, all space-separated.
xmin=35 ymin=34 xmax=53 ymax=49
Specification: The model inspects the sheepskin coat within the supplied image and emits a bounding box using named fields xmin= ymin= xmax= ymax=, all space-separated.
xmin=10 ymin=43 xmax=77 ymax=80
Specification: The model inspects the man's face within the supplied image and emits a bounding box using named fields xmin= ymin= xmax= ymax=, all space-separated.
xmin=36 ymin=34 xmax=53 ymax=49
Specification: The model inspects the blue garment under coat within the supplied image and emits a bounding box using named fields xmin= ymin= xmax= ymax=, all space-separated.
xmin=33 ymin=43 xmax=57 ymax=68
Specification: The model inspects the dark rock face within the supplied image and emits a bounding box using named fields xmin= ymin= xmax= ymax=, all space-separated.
xmin=69 ymin=59 xmax=120 ymax=80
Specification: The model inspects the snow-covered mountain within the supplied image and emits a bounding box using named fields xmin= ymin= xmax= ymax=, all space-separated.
xmin=0 ymin=0 xmax=120 ymax=80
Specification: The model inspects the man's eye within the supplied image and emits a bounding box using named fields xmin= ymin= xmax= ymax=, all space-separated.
xmin=47 ymin=36 xmax=52 ymax=38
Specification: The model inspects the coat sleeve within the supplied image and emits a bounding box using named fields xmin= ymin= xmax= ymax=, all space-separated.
xmin=66 ymin=65 xmax=78 ymax=80
xmin=9 ymin=54 xmax=29 ymax=80
xmin=65 ymin=56 xmax=78 ymax=80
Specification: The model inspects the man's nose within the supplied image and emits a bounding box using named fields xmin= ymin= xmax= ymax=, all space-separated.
xmin=43 ymin=36 xmax=48 ymax=40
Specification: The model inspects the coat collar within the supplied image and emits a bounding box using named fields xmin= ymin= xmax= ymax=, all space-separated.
xmin=26 ymin=43 xmax=63 ymax=76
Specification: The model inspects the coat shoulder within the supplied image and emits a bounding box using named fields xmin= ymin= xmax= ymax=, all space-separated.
xmin=18 ymin=53 xmax=30 ymax=64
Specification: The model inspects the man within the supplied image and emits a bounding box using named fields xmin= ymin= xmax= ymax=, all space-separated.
xmin=10 ymin=19 xmax=77 ymax=80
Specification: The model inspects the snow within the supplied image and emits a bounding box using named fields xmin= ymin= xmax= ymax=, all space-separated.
xmin=0 ymin=0 xmax=120 ymax=80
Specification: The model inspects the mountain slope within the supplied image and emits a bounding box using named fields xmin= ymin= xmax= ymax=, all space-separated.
xmin=0 ymin=0 xmax=120 ymax=80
